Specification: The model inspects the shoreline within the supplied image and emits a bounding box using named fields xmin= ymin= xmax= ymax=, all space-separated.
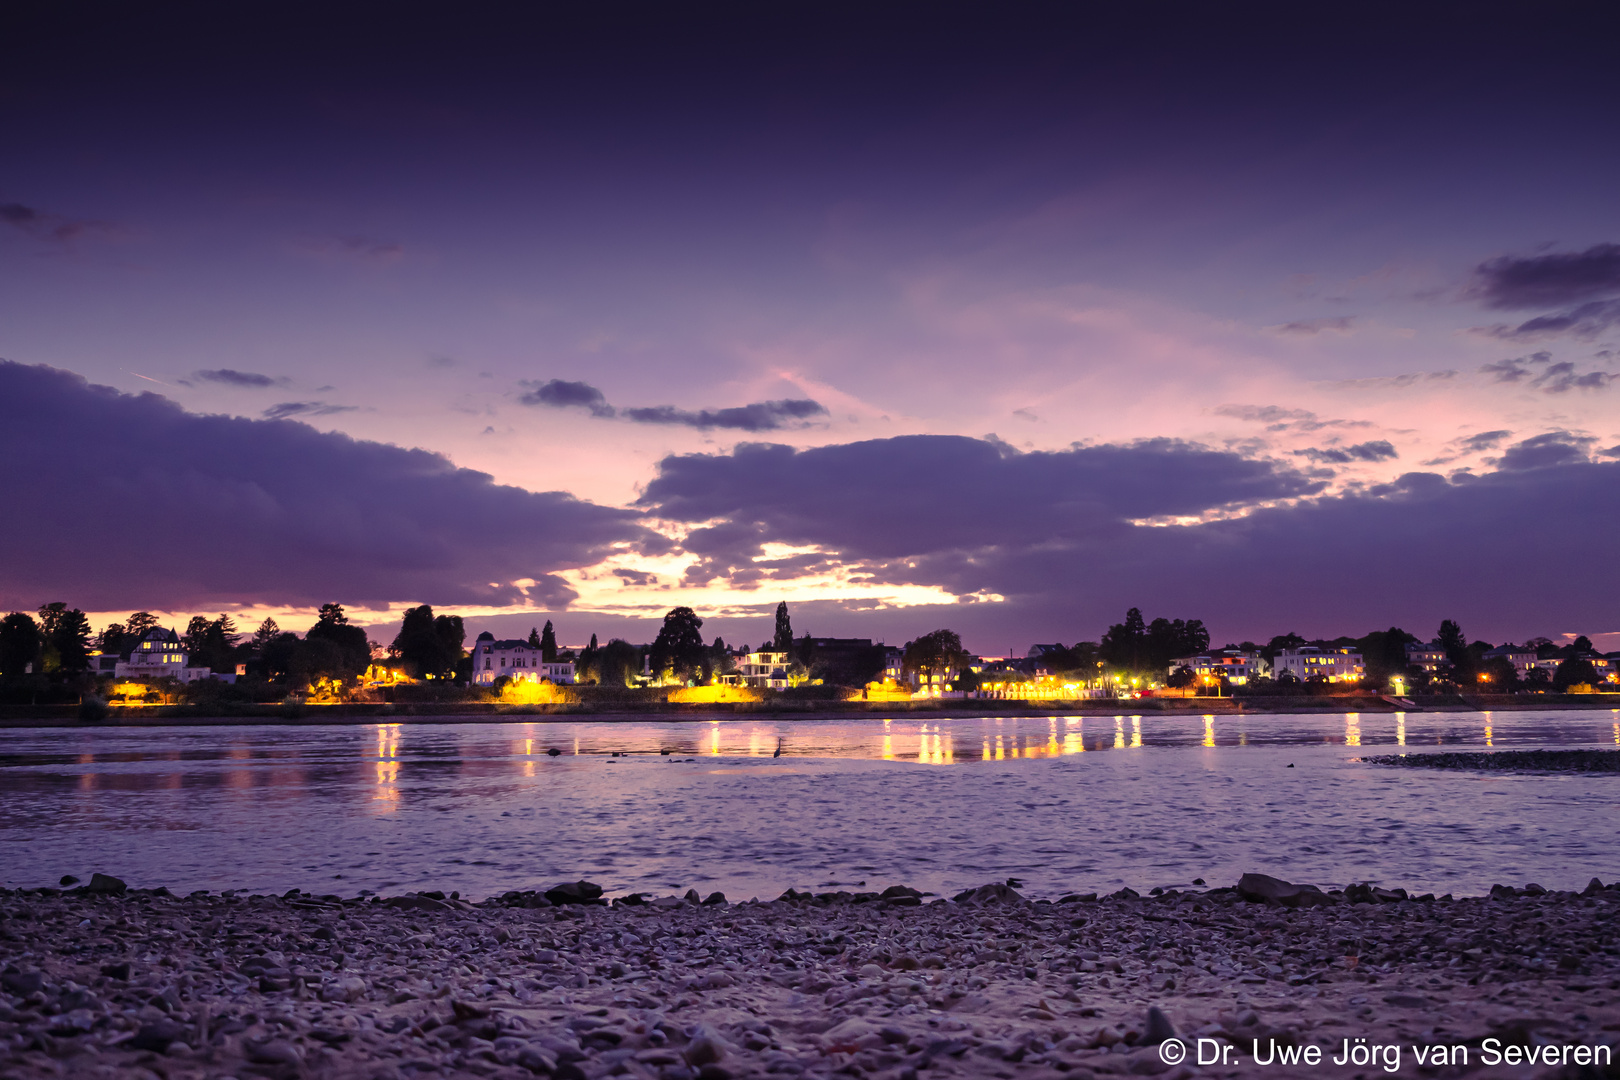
xmin=3 ymin=876 xmax=1616 ymax=1079
xmin=1 ymin=692 xmax=1612 ymax=728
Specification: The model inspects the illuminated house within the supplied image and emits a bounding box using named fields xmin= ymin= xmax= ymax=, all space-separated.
xmin=1273 ymin=646 xmax=1364 ymax=683
xmin=1481 ymin=644 xmax=1539 ymax=676
xmin=733 ymin=649 xmax=792 ymax=689
xmin=1167 ymin=649 xmax=1269 ymax=685
xmin=90 ymin=626 xmax=233 ymax=683
xmin=470 ymin=632 xmax=575 ymax=686
xmin=1404 ymin=640 xmax=1449 ymax=674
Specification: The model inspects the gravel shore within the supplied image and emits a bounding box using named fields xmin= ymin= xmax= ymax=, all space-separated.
xmin=4 ymin=877 xmax=1618 ymax=1080
xmin=1364 ymin=750 xmax=1620 ymax=773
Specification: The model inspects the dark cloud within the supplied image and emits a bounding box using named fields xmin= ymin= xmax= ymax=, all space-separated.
xmin=1456 ymin=430 xmax=1512 ymax=452
xmin=1472 ymin=244 xmax=1620 ymax=309
xmin=263 ymin=401 xmax=359 ymax=420
xmin=1480 ymin=352 xmax=1613 ymax=393
xmin=639 ymin=435 xmax=1324 ymax=587
xmin=519 ymin=379 xmax=616 ymax=417
xmin=1270 ymin=316 xmax=1355 ymax=335
xmin=194 ymin=368 xmax=290 ymax=389
xmin=640 ymin=432 xmax=1620 ymax=645
xmin=1291 ymin=440 xmax=1398 ymax=464
xmin=0 ymin=362 xmax=658 ymax=612
xmin=622 ymin=400 xmax=828 ymax=431
xmin=612 ymin=568 xmax=660 ymax=586
xmin=520 ymin=379 xmax=828 ymax=431
xmin=1495 ymin=431 xmax=1594 ymax=471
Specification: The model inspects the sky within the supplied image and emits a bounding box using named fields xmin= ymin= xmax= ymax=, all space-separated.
xmin=3 ymin=1 xmax=1619 ymax=654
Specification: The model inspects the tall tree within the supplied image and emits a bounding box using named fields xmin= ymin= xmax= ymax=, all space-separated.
xmin=0 ymin=613 xmax=43 ymax=678
xmin=251 ymin=617 xmax=281 ymax=652
xmin=593 ymin=639 xmax=641 ymax=687
xmin=527 ymin=627 xmax=541 ymax=647
xmin=1099 ymin=608 xmax=1148 ymax=671
xmin=902 ymin=629 xmax=969 ymax=685
xmin=97 ymin=622 xmax=127 ymax=655
xmin=1437 ymin=619 xmax=1467 ymax=661
xmin=391 ymin=605 xmax=464 ymax=678
xmin=125 ymin=611 xmax=160 ymax=638
xmin=540 ymin=620 xmax=558 ymax=662
xmin=183 ymin=615 xmax=212 ymax=657
xmin=650 ymin=607 xmax=708 ymax=683
xmin=37 ymin=603 xmax=91 ymax=672
xmin=1554 ymin=657 xmax=1599 ymax=691
xmin=306 ymin=603 xmax=370 ymax=678
xmin=772 ymin=601 xmax=793 ymax=651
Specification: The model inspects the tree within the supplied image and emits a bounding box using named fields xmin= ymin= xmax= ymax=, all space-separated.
xmin=773 ymin=601 xmax=793 ymax=651
xmin=192 ymin=615 xmax=240 ymax=673
xmin=593 ymin=639 xmax=642 ymax=687
xmin=1261 ymin=633 xmax=1306 ymax=664
xmin=1099 ymin=608 xmax=1148 ymax=671
xmin=37 ymin=602 xmax=91 ymax=672
xmin=391 ymin=605 xmax=465 ymax=679
xmin=305 ymin=603 xmax=370 ymax=679
xmin=650 ymin=607 xmax=708 ymax=683
xmin=539 ymin=621 xmax=558 ymax=662
xmin=527 ymin=627 xmax=541 ymax=647
xmin=1358 ymin=627 xmax=1417 ymax=687
xmin=1572 ymin=635 xmax=1594 ymax=653
xmin=125 ymin=612 xmax=160 ymax=638
xmin=903 ymin=629 xmax=968 ymax=685
xmin=0 ymin=613 xmax=42 ymax=678
xmin=251 ymin=618 xmax=281 ymax=652
xmin=1554 ymin=657 xmax=1599 ymax=692
xmin=1481 ymin=655 xmax=1521 ymax=690
xmin=1100 ymin=609 xmax=1207 ymax=675
xmin=1167 ymin=665 xmax=1195 ymax=689
xmin=183 ymin=616 xmax=212 ymax=658
xmin=98 ymin=622 xmax=127 ymax=655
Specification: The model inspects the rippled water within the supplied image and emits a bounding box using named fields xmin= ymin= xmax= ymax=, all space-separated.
xmin=3 ymin=709 xmax=1618 ymax=900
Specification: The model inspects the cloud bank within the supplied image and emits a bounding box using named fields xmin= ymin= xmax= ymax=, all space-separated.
xmin=0 ymin=362 xmax=658 ymax=612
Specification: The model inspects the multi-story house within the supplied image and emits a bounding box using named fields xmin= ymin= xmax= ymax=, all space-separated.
xmin=1404 ymin=641 xmax=1449 ymax=674
xmin=1167 ymin=649 xmax=1269 ymax=685
xmin=1273 ymin=646 xmax=1364 ymax=683
xmin=470 ymin=632 xmax=575 ymax=686
xmin=1481 ymin=644 xmax=1540 ymax=676
xmin=89 ymin=626 xmax=233 ymax=683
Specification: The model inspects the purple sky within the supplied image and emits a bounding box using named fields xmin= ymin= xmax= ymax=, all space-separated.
xmin=3 ymin=2 xmax=1619 ymax=652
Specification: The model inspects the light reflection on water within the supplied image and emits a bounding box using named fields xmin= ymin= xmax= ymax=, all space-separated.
xmin=2 ymin=710 xmax=1619 ymax=901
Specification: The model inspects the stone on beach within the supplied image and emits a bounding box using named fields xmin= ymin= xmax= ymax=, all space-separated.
xmin=1236 ymin=872 xmax=1333 ymax=907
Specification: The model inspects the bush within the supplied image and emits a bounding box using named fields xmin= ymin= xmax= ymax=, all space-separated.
xmin=78 ymin=694 xmax=110 ymax=721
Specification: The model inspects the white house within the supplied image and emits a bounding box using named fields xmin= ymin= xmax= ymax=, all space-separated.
xmin=94 ymin=627 xmax=233 ymax=683
xmin=470 ymin=633 xmax=576 ymax=686
xmin=724 ymin=649 xmax=792 ymax=689
xmin=1168 ymin=650 xmax=1269 ymax=685
xmin=1274 ymin=647 xmax=1364 ymax=683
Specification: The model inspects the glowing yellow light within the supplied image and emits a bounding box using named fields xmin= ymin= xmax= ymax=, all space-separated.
xmin=668 ymin=685 xmax=761 ymax=704
xmin=499 ymin=680 xmax=575 ymax=705
xmin=1396 ymin=714 xmax=1406 ymax=746
xmin=1203 ymin=714 xmax=1215 ymax=748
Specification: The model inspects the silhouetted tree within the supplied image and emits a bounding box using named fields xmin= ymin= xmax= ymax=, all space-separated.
xmin=527 ymin=627 xmax=541 ymax=647
xmin=902 ymin=629 xmax=969 ymax=685
xmin=251 ymin=618 xmax=281 ymax=652
xmin=592 ymin=639 xmax=642 ymax=687
xmin=37 ymin=602 xmax=91 ymax=672
xmin=540 ymin=621 xmax=558 ymax=662
xmin=650 ymin=607 xmax=708 ymax=683
xmin=97 ymin=621 xmax=127 ymax=656
xmin=1554 ymin=657 xmax=1599 ymax=691
xmin=0 ymin=613 xmax=42 ymax=678
xmin=1261 ymin=632 xmax=1307 ymax=663
xmin=305 ymin=603 xmax=370 ymax=679
xmin=772 ymin=601 xmax=793 ymax=651
xmin=1100 ymin=609 xmax=1207 ymax=674
xmin=391 ymin=605 xmax=465 ymax=679
xmin=1481 ymin=655 xmax=1521 ymax=690
xmin=125 ymin=612 xmax=160 ymax=638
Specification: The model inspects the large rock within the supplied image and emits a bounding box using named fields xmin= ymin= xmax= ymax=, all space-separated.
xmin=545 ymin=881 xmax=605 ymax=905
xmin=1236 ymin=873 xmax=1333 ymax=908
xmin=85 ymin=873 xmax=126 ymax=895
xmin=952 ymin=882 xmax=1025 ymax=905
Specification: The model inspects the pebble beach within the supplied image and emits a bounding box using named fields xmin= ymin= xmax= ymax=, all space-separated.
xmin=4 ymin=875 xmax=1619 ymax=1080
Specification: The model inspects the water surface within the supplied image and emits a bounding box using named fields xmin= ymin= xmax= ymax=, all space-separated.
xmin=3 ymin=710 xmax=1618 ymax=900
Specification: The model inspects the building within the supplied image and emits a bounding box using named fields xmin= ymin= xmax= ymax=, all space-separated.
xmin=1167 ymin=649 xmax=1269 ymax=685
xmin=1273 ymin=646 xmax=1364 ymax=683
xmin=470 ymin=632 xmax=576 ymax=686
xmin=1404 ymin=641 xmax=1449 ymax=674
xmin=1481 ymin=644 xmax=1539 ymax=676
xmin=731 ymin=649 xmax=793 ymax=689
xmin=90 ymin=626 xmax=234 ymax=683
